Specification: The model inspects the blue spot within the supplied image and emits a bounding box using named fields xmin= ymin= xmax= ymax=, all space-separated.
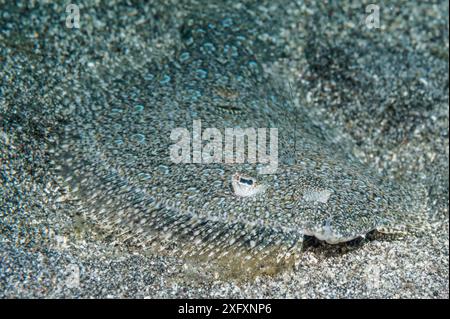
xmin=160 ymin=75 xmax=171 ymax=85
xmin=203 ymin=42 xmax=216 ymax=53
xmin=222 ymin=18 xmax=233 ymax=27
xmin=189 ymin=89 xmax=202 ymax=101
xmin=132 ymin=133 xmax=145 ymax=143
xmin=185 ymin=37 xmax=194 ymax=46
xmin=217 ymin=74 xmax=229 ymax=85
xmin=111 ymin=108 xmax=123 ymax=115
xmin=134 ymin=104 xmax=144 ymax=112
xmin=114 ymin=139 xmax=124 ymax=145
xmin=196 ymin=69 xmax=208 ymax=79
xmin=138 ymin=173 xmax=152 ymax=181
xmin=231 ymin=46 xmax=238 ymax=57
xmin=157 ymin=165 xmax=170 ymax=174
xmin=179 ymin=52 xmax=190 ymax=62
xmin=144 ymin=73 xmax=154 ymax=81
xmin=248 ymin=61 xmax=258 ymax=68
xmin=224 ymin=45 xmax=238 ymax=57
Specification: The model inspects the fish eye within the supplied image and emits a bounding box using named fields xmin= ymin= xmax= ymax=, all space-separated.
xmin=239 ymin=177 xmax=254 ymax=186
xmin=231 ymin=173 xmax=264 ymax=197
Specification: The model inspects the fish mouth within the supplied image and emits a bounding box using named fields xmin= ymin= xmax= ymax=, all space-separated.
xmin=302 ymin=219 xmax=362 ymax=244
xmin=303 ymin=228 xmax=360 ymax=244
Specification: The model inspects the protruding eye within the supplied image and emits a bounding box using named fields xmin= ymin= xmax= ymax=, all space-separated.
xmin=231 ymin=173 xmax=265 ymax=197
xmin=239 ymin=177 xmax=254 ymax=186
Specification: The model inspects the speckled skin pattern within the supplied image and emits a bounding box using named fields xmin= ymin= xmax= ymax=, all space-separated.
xmin=1 ymin=0 xmax=448 ymax=295
xmin=51 ymin=3 xmax=416 ymax=276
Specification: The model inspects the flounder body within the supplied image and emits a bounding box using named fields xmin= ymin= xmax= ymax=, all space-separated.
xmin=54 ymin=6 xmax=412 ymax=278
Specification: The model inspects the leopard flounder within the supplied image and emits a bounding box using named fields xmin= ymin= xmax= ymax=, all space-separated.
xmin=53 ymin=6 xmax=416 ymax=278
